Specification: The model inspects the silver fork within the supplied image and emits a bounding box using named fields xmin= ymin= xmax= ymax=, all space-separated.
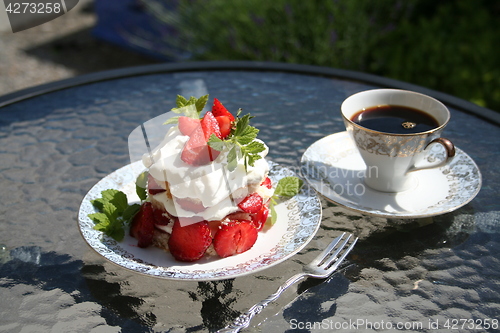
xmin=217 ymin=232 xmax=358 ymax=333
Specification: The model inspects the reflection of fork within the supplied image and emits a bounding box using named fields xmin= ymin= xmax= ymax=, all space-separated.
xmin=217 ymin=233 xmax=358 ymax=333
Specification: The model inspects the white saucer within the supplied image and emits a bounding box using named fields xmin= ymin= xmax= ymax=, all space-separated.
xmin=300 ymin=132 xmax=481 ymax=218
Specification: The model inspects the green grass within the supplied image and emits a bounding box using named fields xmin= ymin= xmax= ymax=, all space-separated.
xmin=142 ymin=0 xmax=500 ymax=112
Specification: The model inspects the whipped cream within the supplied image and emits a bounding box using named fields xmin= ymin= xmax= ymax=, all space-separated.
xmin=142 ymin=127 xmax=270 ymax=224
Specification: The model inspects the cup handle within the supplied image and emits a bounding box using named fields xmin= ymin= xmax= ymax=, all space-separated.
xmin=407 ymin=138 xmax=456 ymax=173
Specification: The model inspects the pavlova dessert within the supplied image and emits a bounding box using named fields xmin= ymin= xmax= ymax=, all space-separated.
xmin=89 ymin=95 xmax=302 ymax=262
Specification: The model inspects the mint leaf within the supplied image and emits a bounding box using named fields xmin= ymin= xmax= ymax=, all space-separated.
xmin=109 ymin=191 xmax=128 ymax=212
xmin=274 ymin=177 xmax=304 ymax=197
xmin=102 ymin=201 xmax=119 ymax=222
xmin=244 ymin=140 xmax=265 ymax=154
xmin=236 ymin=127 xmax=259 ymax=145
xmin=108 ymin=227 xmax=125 ymax=242
xmin=195 ymin=94 xmax=209 ymax=112
xmin=135 ymin=171 xmax=148 ymax=201
xmin=207 ymin=135 xmax=227 ymax=151
xmin=90 ymin=197 xmax=106 ymax=211
xmin=88 ymin=212 xmax=109 ymax=226
xmin=166 ymin=94 xmax=208 ymax=124
xmin=175 ymin=95 xmax=188 ymax=108
xmin=207 ymin=111 xmax=264 ymax=171
xmin=88 ymin=189 xmax=140 ymax=242
xmin=227 ymin=146 xmax=238 ymax=171
xmin=270 ymin=204 xmax=278 ymax=226
xmin=123 ymin=203 xmax=141 ymax=224
xmin=269 ymin=176 xmax=304 ymax=225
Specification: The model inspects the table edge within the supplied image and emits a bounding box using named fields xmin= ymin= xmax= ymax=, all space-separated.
xmin=1 ymin=60 xmax=499 ymax=126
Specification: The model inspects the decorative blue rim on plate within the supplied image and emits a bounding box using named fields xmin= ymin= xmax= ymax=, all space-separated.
xmin=78 ymin=161 xmax=322 ymax=280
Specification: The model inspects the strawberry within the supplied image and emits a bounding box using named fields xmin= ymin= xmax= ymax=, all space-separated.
xmin=216 ymin=115 xmax=232 ymax=139
xmin=252 ymin=205 xmax=269 ymax=232
xmin=130 ymin=202 xmax=155 ymax=248
xmin=181 ymin=112 xmax=221 ymax=165
xmin=148 ymin=173 xmax=166 ymax=195
xmin=225 ymin=211 xmax=252 ymax=222
xmin=201 ymin=111 xmax=222 ymax=140
xmin=168 ymin=220 xmax=212 ymax=262
xmin=237 ymin=193 xmax=263 ymax=214
xmin=152 ymin=207 xmax=172 ymax=226
xmin=261 ymin=177 xmax=272 ymax=189
xmin=213 ymin=221 xmax=258 ymax=258
xmin=212 ymin=98 xmax=235 ymax=122
xmin=181 ymin=125 xmax=212 ymax=165
xmin=178 ymin=116 xmax=201 ymax=136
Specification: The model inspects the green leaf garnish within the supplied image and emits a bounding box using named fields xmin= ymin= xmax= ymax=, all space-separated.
xmin=135 ymin=171 xmax=148 ymax=201
xmin=208 ymin=111 xmax=266 ymax=171
xmin=274 ymin=176 xmax=304 ymax=198
xmin=164 ymin=94 xmax=209 ymax=124
xmin=88 ymin=189 xmax=140 ymax=241
xmin=268 ymin=176 xmax=304 ymax=225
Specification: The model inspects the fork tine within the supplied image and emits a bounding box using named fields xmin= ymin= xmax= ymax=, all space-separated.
xmin=325 ymin=236 xmax=358 ymax=273
xmin=310 ymin=232 xmax=346 ymax=266
xmin=322 ymin=233 xmax=353 ymax=268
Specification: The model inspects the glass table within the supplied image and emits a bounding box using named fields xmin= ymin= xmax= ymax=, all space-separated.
xmin=1 ymin=61 xmax=499 ymax=332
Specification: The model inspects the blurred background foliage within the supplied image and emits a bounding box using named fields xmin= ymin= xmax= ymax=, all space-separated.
xmin=140 ymin=0 xmax=500 ymax=112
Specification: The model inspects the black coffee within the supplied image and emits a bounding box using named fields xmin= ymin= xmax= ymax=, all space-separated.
xmin=350 ymin=105 xmax=439 ymax=134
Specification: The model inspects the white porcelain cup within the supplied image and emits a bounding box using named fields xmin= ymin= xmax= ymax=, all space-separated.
xmin=341 ymin=89 xmax=455 ymax=192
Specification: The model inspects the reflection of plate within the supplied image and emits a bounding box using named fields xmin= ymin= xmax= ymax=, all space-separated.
xmin=78 ymin=161 xmax=321 ymax=281
xmin=301 ymin=132 xmax=481 ymax=219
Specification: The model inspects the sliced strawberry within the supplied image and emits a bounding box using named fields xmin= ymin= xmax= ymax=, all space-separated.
xmin=178 ymin=116 xmax=201 ymax=136
xmin=252 ymin=205 xmax=269 ymax=232
xmin=238 ymin=193 xmax=263 ymax=214
xmin=216 ymin=115 xmax=232 ymax=139
xmin=152 ymin=207 xmax=172 ymax=226
xmin=213 ymin=221 xmax=258 ymax=258
xmin=181 ymin=113 xmax=221 ymax=165
xmin=148 ymin=173 xmax=166 ymax=195
xmin=226 ymin=211 xmax=252 ymax=222
xmin=201 ymin=111 xmax=222 ymax=140
xmin=168 ymin=220 xmax=212 ymax=262
xmin=260 ymin=177 xmax=272 ymax=189
xmin=130 ymin=202 xmax=155 ymax=248
xmin=212 ymin=98 xmax=235 ymax=122
xmin=181 ymin=125 xmax=212 ymax=165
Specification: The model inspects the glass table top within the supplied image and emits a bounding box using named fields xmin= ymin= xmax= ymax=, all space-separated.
xmin=0 ymin=62 xmax=499 ymax=332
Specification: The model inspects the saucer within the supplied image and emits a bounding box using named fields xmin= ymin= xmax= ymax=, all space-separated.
xmin=300 ymin=132 xmax=482 ymax=218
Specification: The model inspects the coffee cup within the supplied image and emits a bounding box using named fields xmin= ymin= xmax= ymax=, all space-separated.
xmin=341 ymin=89 xmax=455 ymax=192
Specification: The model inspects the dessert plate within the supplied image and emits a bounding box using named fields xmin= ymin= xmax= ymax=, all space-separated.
xmin=78 ymin=161 xmax=322 ymax=281
xmin=300 ymin=131 xmax=481 ymax=218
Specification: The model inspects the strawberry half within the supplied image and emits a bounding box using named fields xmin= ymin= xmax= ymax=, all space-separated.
xmin=130 ymin=202 xmax=155 ymax=248
xmin=213 ymin=220 xmax=258 ymax=258
xmin=181 ymin=125 xmax=212 ymax=166
xmin=252 ymin=205 xmax=269 ymax=232
xmin=261 ymin=177 xmax=272 ymax=189
xmin=179 ymin=116 xmax=201 ymax=136
xmin=168 ymin=220 xmax=212 ymax=262
xmin=212 ymin=98 xmax=235 ymax=122
xmin=216 ymin=115 xmax=232 ymax=139
xmin=201 ymin=111 xmax=222 ymax=140
xmin=152 ymin=207 xmax=172 ymax=226
xmin=181 ymin=112 xmax=221 ymax=165
xmin=238 ymin=193 xmax=263 ymax=214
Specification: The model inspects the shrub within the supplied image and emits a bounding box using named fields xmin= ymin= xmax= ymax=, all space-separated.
xmin=141 ymin=0 xmax=500 ymax=111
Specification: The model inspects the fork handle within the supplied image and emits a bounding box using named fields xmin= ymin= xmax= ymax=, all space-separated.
xmin=217 ymin=273 xmax=306 ymax=333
